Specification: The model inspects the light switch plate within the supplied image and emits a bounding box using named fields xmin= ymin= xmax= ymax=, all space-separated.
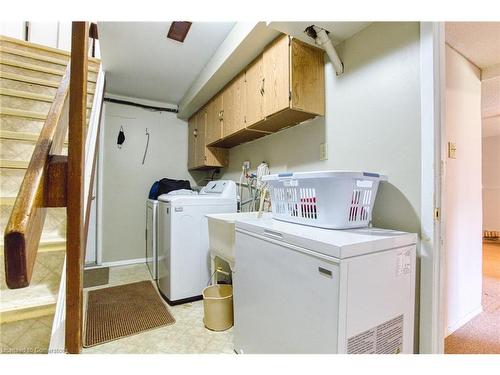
xmin=320 ymin=142 xmax=328 ymax=161
xmin=448 ymin=142 xmax=457 ymax=159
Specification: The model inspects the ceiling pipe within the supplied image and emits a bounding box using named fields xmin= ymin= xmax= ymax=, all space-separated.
xmin=305 ymin=25 xmax=344 ymax=75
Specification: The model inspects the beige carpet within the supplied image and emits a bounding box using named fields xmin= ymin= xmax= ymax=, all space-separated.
xmin=445 ymin=243 xmax=500 ymax=354
xmin=84 ymin=280 xmax=175 ymax=347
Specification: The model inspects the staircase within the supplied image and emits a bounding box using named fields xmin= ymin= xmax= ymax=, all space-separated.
xmin=0 ymin=35 xmax=100 ymax=353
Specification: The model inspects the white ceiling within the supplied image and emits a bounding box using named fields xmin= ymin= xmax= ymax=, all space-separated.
xmin=446 ymin=22 xmax=500 ymax=137
xmin=98 ymin=22 xmax=236 ymax=105
xmin=446 ymin=22 xmax=500 ymax=68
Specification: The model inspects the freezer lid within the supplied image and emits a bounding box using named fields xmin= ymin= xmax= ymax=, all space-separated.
xmin=235 ymin=218 xmax=417 ymax=259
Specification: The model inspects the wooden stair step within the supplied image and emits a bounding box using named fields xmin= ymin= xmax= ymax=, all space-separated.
xmin=1 ymin=58 xmax=65 ymax=76
xmin=1 ymin=64 xmax=63 ymax=85
xmin=0 ymin=159 xmax=29 ymax=169
xmin=1 ymin=46 xmax=68 ymax=66
xmin=0 ymin=107 xmax=47 ymax=120
xmin=0 ymin=71 xmax=97 ymax=94
xmin=0 ymin=88 xmax=93 ymax=109
xmin=1 ymin=46 xmax=100 ymax=74
xmin=0 ymin=75 xmax=58 ymax=97
xmin=0 ymin=87 xmax=54 ymax=102
xmin=0 ymin=71 xmax=60 ymax=88
xmin=1 ymin=59 xmax=98 ymax=83
xmin=1 ymin=95 xmax=52 ymax=114
xmin=0 ymin=129 xmax=39 ymax=142
xmin=0 ymin=247 xmax=64 ymax=322
xmin=0 ymin=196 xmax=16 ymax=205
xmin=0 ymin=303 xmax=56 ymax=324
xmin=0 ymin=130 xmax=69 ymax=146
xmin=0 ymin=35 xmax=101 ymax=66
xmin=1 ymin=107 xmax=91 ymax=121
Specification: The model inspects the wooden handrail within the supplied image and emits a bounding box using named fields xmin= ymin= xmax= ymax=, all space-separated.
xmin=48 ymin=34 xmax=105 ymax=355
xmin=3 ymin=64 xmax=70 ymax=289
xmin=3 ymin=22 xmax=103 ymax=354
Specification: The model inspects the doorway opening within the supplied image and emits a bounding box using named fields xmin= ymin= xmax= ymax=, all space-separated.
xmin=443 ymin=22 xmax=500 ymax=354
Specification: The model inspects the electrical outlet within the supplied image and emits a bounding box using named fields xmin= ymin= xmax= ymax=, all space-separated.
xmin=320 ymin=143 xmax=328 ymax=161
xmin=243 ymin=160 xmax=251 ymax=170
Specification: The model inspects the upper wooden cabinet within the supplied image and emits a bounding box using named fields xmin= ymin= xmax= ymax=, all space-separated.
xmin=262 ymin=35 xmax=291 ymax=118
xmin=187 ymin=115 xmax=197 ymax=169
xmin=245 ymin=55 xmax=264 ymax=127
xmin=191 ymin=33 xmax=324 ymax=158
xmin=222 ymin=72 xmax=246 ymax=137
xmin=205 ymin=94 xmax=223 ymax=145
xmin=248 ymin=34 xmax=325 ymax=135
xmin=187 ymin=108 xmax=228 ymax=170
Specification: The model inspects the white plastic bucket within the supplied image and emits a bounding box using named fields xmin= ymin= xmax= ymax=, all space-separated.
xmin=202 ymin=284 xmax=233 ymax=331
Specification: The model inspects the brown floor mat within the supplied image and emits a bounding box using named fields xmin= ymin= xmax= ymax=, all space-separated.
xmin=84 ymin=280 xmax=175 ymax=347
xmin=83 ymin=267 xmax=110 ymax=288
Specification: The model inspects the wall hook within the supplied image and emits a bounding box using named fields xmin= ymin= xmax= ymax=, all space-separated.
xmin=142 ymin=128 xmax=150 ymax=165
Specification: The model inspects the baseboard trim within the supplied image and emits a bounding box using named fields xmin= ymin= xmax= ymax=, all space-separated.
xmin=446 ymin=305 xmax=483 ymax=336
xmin=97 ymin=257 xmax=146 ymax=268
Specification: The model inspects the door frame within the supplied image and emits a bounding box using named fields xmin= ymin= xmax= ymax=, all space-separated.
xmin=419 ymin=22 xmax=447 ymax=354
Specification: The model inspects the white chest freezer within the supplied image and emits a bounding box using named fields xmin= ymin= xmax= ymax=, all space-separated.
xmin=233 ymin=218 xmax=417 ymax=354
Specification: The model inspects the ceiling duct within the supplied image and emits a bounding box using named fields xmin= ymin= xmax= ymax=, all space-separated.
xmin=305 ymin=25 xmax=344 ymax=75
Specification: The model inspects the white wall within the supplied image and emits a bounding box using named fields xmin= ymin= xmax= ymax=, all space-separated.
xmin=57 ymin=21 xmax=72 ymax=51
xmin=99 ymin=99 xmax=194 ymax=264
xmin=223 ymin=22 xmax=422 ymax=234
xmin=28 ymin=21 xmax=59 ymax=48
xmin=1 ymin=21 xmax=72 ymax=51
xmin=482 ymin=135 xmax=500 ymax=232
xmin=1 ymin=21 xmax=25 ymax=39
xmin=444 ymin=45 xmax=483 ymax=335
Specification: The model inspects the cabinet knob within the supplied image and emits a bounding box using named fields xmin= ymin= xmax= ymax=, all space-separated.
xmin=193 ymin=129 xmax=198 ymax=137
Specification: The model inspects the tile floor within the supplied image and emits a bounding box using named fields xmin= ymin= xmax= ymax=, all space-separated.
xmin=82 ymin=263 xmax=235 ymax=354
xmin=1 ymin=314 xmax=54 ymax=354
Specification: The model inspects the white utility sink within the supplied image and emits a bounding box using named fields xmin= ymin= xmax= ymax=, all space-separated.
xmin=206 ymin=212 xmax=272 ymax=270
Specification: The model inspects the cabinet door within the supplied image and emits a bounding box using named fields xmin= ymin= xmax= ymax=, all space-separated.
xmin=245 ymin=55 xmax=264 ymax=127
xmin=206 ymin=94 xmax=223 ymax=145
xmin=222 ymin=72 xmax=246 ymax=138
xmin=187 ymin=115 xmax=197 ymax=169
xmin=195 ymin=108 xmax=207 ymax=167
xmin=290 ymin=38 xmax=325 ymax=116
xmin=262 ymin=34 xmax=290 ymax=118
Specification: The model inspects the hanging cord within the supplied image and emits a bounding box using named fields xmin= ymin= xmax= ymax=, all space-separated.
xmin=141 ymin=128 xmax=150 ymax=165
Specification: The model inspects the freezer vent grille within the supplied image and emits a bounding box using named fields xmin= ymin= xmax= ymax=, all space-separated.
xmin=272 ymin=187 xmax=318 ymax=220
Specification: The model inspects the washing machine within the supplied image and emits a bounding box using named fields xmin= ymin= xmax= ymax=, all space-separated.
xmin=233 ymin=217 xmax=417 ymax=354
xmin=157 ymin=180 xmax=237 ymax=305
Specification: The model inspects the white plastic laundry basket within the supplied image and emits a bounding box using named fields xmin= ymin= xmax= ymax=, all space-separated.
xmin=262 ymin=171 xmax=387 ymax=229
